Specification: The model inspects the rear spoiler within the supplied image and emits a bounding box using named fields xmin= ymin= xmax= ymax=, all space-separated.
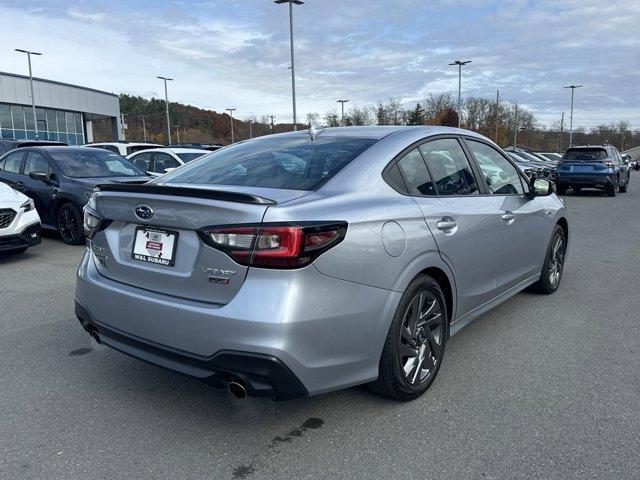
xmin=95 ymin=183 xmax=277 ymax=205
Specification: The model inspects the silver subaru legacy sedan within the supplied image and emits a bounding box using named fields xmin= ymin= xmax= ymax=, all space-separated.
xmin=75 ymin=126 xmax=568 ymax=401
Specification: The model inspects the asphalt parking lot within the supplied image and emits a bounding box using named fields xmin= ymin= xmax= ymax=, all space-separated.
xmin=1 ymin=176 xmax=639 ymax=480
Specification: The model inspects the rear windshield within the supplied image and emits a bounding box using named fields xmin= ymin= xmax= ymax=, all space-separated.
xmin=50 ymin=149 xmax=147 ymax=178
xmin=176 ymin=152 xmax=207 ymax=163
xmin=157 ymin=136 xmax=378 ymax=190
xmin=564 ymin=148 xmax=607 ymax=161
xmin=127 ymin=145 xmax=161 ymax=155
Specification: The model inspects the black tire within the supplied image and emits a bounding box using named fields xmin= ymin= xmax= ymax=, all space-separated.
xmin=606 ymin=183 xmax=617 ymax=197
xmin=572 ymin=186 xmax=581 ymax=193
xmin=619 ymin=177 xmax=629 ymax=193
xmin=2 ymin=247 xmax=28 ymax=255
xmin=57 ymin=203 xmax=85 ymax=245
xmin=556 ymin=185 xmax=568 ymax=195
xmin=370 ymin=275 xmax=447 ymax=401
xmin=530 ymin=225 xmax=566 ymax=295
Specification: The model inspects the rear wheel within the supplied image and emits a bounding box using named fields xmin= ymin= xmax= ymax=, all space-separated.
xmin=370 ymin=275 xmax=447 ymax=400
xmin=606 ymin=183 xmax=617 ymax=197
xmin=58 ymin=203 xmax=85 ymax=245
xmin=530 ymin=225 xmax=566 ymax=294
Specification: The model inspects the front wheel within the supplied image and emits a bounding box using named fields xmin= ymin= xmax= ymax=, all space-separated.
xmin=619 ymin=176 xmax=629 ymax=193
xmin=606 ymin=183 xmax=617 ymax=197
xmin=58 ymin=203 xmax=85 ymax=245
xmin=370 ymin=275 xmax=447 ymax=401
xmin=530 ymin=225 xmax=566 ymax=294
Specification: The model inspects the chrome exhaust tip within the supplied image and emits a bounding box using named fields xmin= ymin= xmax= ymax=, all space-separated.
xmin=87 ymin=327 xmax=101 ymax=344
xmin=227 ymin=381 xmax=248 ymax=399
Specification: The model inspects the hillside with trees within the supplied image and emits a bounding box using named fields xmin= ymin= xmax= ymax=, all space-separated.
xmin=93 ymin=93 xmax=638 ymax=153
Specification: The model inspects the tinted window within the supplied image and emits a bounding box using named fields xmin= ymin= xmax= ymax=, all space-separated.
xmin=396 ymin=148 xmax=435 ymax=196
xmin=49 ymin=149 xmax=146 ymax=178
xmin=11 ymin=106 xmax=25 ymax=130
xmin=467 ymin=140 xmax=525 ymax=195
xmin=420 ymin=138 xmax=479 ymax=195
xmin=176 ymin=152 xmax=206 ymax=163
xmin=154 ymin=153 xmax=180 ymax=173
xmin=564 ymin=148 xmax=607 ymax=161
xmin=2 ymin=151 xmax=24 ymax=173
xmin=159 ymin=136 xmax=377 ymax=191
xmin=130 ymin=151 xmax=154 ymax=170
xmin=24 ymin=151 xmax=51 ymax=175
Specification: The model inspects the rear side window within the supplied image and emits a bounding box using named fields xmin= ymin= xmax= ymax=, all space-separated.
xmin=564 ymin=148 xmax=607 ymax=161
xmin=130 ymin=151 xmax=154 ymax=170
xmin=396 ymin=148 xmax=435 ymax=196
xmin=420 ymin=138 xmax=479 ymax=195
xmin=158 ymin=136 xmax=377 ymax=191
xmin=2 ymin=151 xmax=24 ymax=173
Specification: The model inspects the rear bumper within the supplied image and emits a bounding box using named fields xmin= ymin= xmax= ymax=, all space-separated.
xmin=75 ymin=301 xmax=307 ymax=400
xmin=556 ymin=172 xmax=616 ymax=188
xmin=0 ymin=222 xmax=41 ymax=252
xmin=75 ymin=249 xmax=401 ymax=398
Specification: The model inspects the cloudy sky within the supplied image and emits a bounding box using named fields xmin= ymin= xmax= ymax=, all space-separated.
xmin=1 ymin=0 xmax=638 ymax=128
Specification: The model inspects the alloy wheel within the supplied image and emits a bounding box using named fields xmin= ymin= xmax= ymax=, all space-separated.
xmin=548 ymin=234 xmax=565 ymax=288
xmin=59 ymin=206 xmax=79 ymax=243
xmin=399 ymin=291 xmax=444 ymax=386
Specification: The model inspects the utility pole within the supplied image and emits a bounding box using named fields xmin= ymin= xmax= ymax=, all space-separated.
xmin=249 ymin=119 xmax=253 ymax=139
xmin=557 ymin=112 xmax=564 ymax=152
xmin=564 ymin=85 xmax=582 ymax=147
xmin=157 ymin=76 xmax=173 ymax=144
xmin=494 ymin=90 xmax=500 ymax=142
xmin=337 ymin=99 xmax=349 ymax=125
xmin=268 ymin=115 xmax=275 ymax=132
xmin=15 ymin=49 xmax=42 ymax=140
xmin=140 ymin=115 xmax=149 ymax=142
xmin=449 ymin=60 xmax=471 ymax=128
xmin=226 ymin=108 xmax=236 ymax=143
xmin=513 ymin=104 xmax=518 ymax=148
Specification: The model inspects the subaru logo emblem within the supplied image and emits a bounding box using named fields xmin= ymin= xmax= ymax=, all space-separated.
xmin=135 ymin=205 xmax=154 ymax=220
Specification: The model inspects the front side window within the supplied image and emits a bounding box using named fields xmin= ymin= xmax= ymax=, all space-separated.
xmin=153 ymin=153 xmax=180 ymax=173
xmin=396 ymin=148 xmax=435 ymax=196
xmin=466 ymin=140 xmax=525 ymax=195
xmin=158 ymin=136 xmax=377 ymax=191
xmin=2 ymin=151 xmax=24 ymax=173
xmin=24 ymin=151 xmax=51 ymax=175
xmin=420 ymin=138 xmax=479 ymax=195
xmin=130 ymin=151 xmax=154 ymax=170
xmin=50 ymin=149 xmax=146 ymax=178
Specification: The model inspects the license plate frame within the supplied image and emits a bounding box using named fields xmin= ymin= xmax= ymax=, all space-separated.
xmin=572 ymin=165 xmax=592 ymax=172
xmin=131 ymin=226 xmax=179 ymax=267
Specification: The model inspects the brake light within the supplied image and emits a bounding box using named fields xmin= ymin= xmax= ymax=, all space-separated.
xmin=199 ymin=222 xmax=347 ymax=268
xmin=604 ymin=161 xmax=615 ymax=168
xmin=83 ymin=206 xmax=111 ymax=239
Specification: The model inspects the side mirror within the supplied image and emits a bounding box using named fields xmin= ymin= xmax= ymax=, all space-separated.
xmin=531 ymin=178 xmax=553 ymax=196
xmin=29 ymin=171 xmax=48 ymax=182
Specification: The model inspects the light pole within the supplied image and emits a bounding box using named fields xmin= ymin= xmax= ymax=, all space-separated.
xmin=268 ymin=115 xmax=275 ymax=132
xmin=274 ymin=0 xmax=303 ymax=131
xmin=226 ymin=108 xmax=236 ymax=143
xmin=564 ymin=85 xmax=582 ymax=147
xmin=157 ymin=76 xmax=173 ymax=144
xmin=337 ymin=99 xmax=349 ymax=125
xmin=140 ymin=115 xmax=149 ymax=142
xmin=449 ymin=60 xmax=471 ymax=129
xmin=15 ymin=49 xmax=42 ymax=140
xmin=513 ymin=104 xmax=518 ymax=148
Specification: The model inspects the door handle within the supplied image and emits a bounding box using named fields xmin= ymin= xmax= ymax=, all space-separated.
xmin=501 ymin=212 xmax=515 ymax=223
xmin=436 ymin=219 xmax=457 ymax=231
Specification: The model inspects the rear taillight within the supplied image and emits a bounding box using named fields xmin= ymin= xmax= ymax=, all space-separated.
xmin=199 ymin=222 xmax=347 ymax=268
xmin=83 ymin=206 xmax=111 ymax=240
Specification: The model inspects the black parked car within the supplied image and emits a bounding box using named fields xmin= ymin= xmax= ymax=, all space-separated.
xmin=0 ymin=146 xmax=150 ymax=244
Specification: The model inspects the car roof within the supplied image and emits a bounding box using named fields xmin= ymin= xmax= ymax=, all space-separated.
xmin=89 ymin=142 xmax=162 ymax=147
xmin=23 ymin=146 xmax=121 ymax=153
xmin=262 ymin=125 xmax=479 ymax=140
xmin=131 ymin=147 xmax=210 ymax=154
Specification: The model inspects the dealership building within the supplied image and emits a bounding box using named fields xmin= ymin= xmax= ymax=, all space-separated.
xmin=0 ymin=71 xmax=121 ymax=144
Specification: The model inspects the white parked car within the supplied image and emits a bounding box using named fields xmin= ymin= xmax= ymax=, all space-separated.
xmin=126 ymin=148 xmax=210 ymax=175
xmin=0 ymin=182 xmax=42 ymax=254
xmin=86 ymin=142 xmax=163 ymax=156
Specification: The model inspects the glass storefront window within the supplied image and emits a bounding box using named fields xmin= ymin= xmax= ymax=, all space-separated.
xmin=12 ymin=106 xmax=25 ymax=130
xmin=1 ymin=104 xmax=84 ymax=144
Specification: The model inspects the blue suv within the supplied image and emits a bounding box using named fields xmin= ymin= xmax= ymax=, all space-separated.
xmin=556 ymin=145 xmax=630 ymax=196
